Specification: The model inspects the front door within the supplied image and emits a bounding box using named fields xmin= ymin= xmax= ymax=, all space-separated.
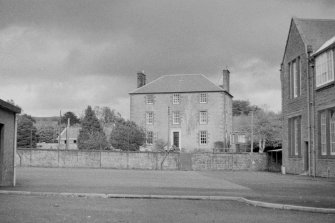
xmin=173 ymin=131 xmax=180 ymax=148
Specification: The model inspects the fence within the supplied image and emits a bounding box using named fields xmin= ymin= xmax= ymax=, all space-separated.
xmin=15 ymin=148 xmax=268 ymax=171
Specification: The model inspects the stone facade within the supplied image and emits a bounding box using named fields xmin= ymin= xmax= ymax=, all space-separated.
xmin=130 ymin=92 xmax=232 ymax=152
xmin=129 ymin=72 xmax=232 ymax=152
xmin=281 ymin=18 xmax=335 ymax=177
xmin=0 ymin=99 xmax=21 ymax=186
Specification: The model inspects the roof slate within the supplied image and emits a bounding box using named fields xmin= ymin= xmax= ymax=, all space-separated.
xmin=294 ymin=18 xmax=335 ymax=51
xmin=130 ymin=74 xmax=229 ymax=95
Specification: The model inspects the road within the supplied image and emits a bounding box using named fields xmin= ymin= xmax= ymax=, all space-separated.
xmin=5 ymin=167 xmax=335 ymax=208
xmin=1 ymin=194 xmax=334 ymax=223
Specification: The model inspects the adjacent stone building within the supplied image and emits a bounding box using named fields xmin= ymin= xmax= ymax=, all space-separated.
xmin=0 ymin=99 xmax=21 ymax=186
xmin=58 ymin=126 xmax=80 ymax=145
xmin=129 ymin=71 xmax=233 ymax=152
xmin=281 ymin=18 xmax=335 ymax=177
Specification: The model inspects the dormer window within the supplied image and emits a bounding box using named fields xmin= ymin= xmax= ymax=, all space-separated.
xmin=315 ymin=49 xmax=334 ymax=87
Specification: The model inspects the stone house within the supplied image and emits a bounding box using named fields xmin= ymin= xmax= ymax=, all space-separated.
xmin=0 ymin=99 xmax=21 ymax=186
xmin=58 ymin=126 xmax=80 ymax=145
xmin=129 ymin=70 xmax=233 ymax=152
xmin=280 ymin=17 xmax=335 ymax=177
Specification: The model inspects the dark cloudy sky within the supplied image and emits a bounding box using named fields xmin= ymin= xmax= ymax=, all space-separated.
xmin=1 ymin=0 xmax=335 ymax=118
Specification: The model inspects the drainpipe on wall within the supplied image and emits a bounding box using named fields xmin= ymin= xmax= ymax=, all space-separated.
xmin=307 ymin=45 xmax=312 ymax=176
xmin=307 ymin=45 xmax=316 ymax=177
xmin=167 ymin=106 xmax=170 ymax=149
xmin=311 ymin=55 xmax=317 ymax=178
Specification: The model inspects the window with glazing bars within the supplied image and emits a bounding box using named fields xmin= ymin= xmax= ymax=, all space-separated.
xmin=173 ymin=94 xmax=180 ymax=104
xmin=146 ymin=112 xmax=153 ymax=124
xmin=199 ymin=111 xmax=208 ymax=124
xmin=200 ymin=131 xmax=207 ymax=145
xmin=200 ymin=93 xmax=207 ymax=103
xmin=146 ymin=131 xmax=153 ymax=145
xmin=172 ymin=111 xmax=180 ymax=124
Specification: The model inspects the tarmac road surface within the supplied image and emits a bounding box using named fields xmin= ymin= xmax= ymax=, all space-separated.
xmin=1 ymin=194 xmax=335 ymax=223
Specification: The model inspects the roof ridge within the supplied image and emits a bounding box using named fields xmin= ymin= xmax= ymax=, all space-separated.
xmin=129 ymin=74 xmax=203 ymax=94
xmin=129 ymin=73 xmax=233 ymax=96
xmin=294 ymin=17 xmax=335 ymax=22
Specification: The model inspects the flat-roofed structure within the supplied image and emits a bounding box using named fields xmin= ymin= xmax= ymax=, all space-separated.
xmin=0 ymin=99 xmax=21 ymax=186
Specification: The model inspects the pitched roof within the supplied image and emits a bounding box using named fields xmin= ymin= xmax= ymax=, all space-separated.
xmin=59 ymin=126 xmax=80 ymax=140
xmin=282 ymin=17 xmax=335 ymax=64
xmin=0 ymin=98 xmax=21 ymax=113
xmin=129 ymin=74 xmax=231 ymax=95
xmin=313 ymin=35 xmax=335 ymax=56
xmin=294 ymin=18 xmax=335 ymax=51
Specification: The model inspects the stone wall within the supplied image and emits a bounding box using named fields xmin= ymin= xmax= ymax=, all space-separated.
xmin=191 ymin=153 xmax=268 ymax=171
xmin=15 ymin=149 xmax=268 ymax=171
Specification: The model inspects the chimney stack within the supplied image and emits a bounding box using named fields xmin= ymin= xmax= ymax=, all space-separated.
xmin=221 ymin=69 xmax=230 ymax=92
xmin=137 ymin=71 xmax=146 ymax=88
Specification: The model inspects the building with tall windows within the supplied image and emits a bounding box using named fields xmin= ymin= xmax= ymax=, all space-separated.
xmin=281 ymin=17 xmax=335 ymax=177
xmin=129 ymin=71 xmax=233 ymax=152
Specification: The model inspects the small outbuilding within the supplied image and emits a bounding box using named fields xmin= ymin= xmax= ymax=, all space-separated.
xmin=0 ymin=99 xmax=21 ymax=186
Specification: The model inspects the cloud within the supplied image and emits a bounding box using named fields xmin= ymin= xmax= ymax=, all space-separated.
xmin=0 ymin=0 xmax=335 ymax=117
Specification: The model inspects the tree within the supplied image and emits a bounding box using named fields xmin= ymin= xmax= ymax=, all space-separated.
xmin=110 ymin=120 xmax=145 ymax=151
xmin=17 ymin=115 xmax=37 ymax=148
xmin=253 ymin=111 xmax=282 ymax=152
xmin=77 ymin=106 xmax=108 ymax=150
xmin=20 ymin=114 xmax=36 ymax=123
xmin=61 ymin=111 xmax=80 ymax=126
xmin=37 ymin=126 xmax=56 ymax=143
xmin=233 ymin=100 xmax=260 ymax=116
xmin=238 ymin=110 xmax=282 ymax=152
xmin=94 ymin=106 xmax=124 ymax=126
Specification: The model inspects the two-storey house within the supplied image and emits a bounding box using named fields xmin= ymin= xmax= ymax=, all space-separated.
xmin=129 ymin=71 xmax=233 ymax=152
xmin=281 ymin=18 xmax=335 ymax=177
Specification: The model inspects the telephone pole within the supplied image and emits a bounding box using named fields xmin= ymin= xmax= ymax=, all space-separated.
xmin=66 ymin=118 xmax=70 ymax=150
xmin=58 ymin=110 xmax=61 ymax=149
xmin=250 ymin=110 xmax=254 ymax=154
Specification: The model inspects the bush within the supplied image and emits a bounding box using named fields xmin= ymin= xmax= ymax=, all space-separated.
xmin=77 ymin=131 xmax=109 ymax=150
xmin=153 ymin=139 xmax=167 ymax=151
xmin=110 ymin=120 xmax=145 ymax=151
